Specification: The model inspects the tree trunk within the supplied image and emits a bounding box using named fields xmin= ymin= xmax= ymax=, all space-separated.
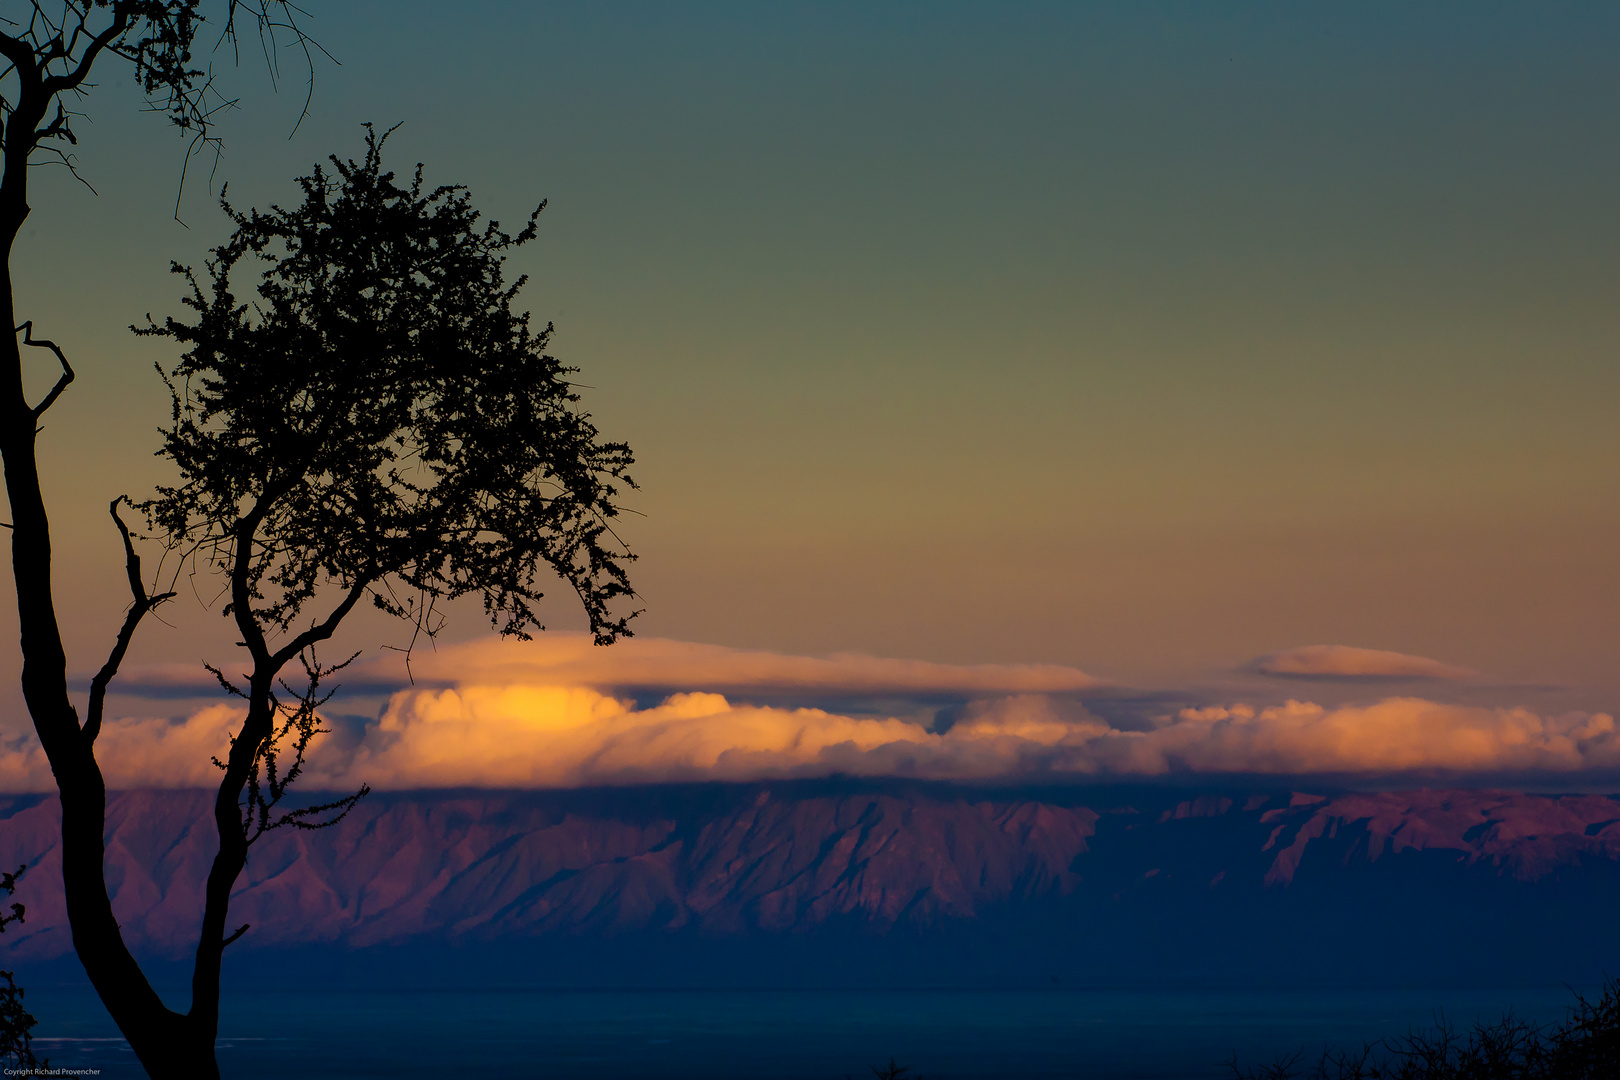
xmin=190 ymin=681 xmax=274 ymax=1064
xmin=0 ymin=163 xmax=216 ymax=1080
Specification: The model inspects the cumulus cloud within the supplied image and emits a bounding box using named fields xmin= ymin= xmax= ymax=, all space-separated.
xmin=289 ymin=691 xmax=1618 ymax=788
xmin=8 ymin=637 xmax=1613 ymax=791
xmin=313 ymin=686 xmax=940 ymax=787
xmin=1252 ymin=645 xmax=1477 ymax=681
xmin=5 ymin=693 xmax=1615 ymax=791
xmin=0 ymin=704 xmax=244 ymax=792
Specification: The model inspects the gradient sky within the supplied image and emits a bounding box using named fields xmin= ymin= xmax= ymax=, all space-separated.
xmin=4 ymin=3 xmax=1620 ymax=777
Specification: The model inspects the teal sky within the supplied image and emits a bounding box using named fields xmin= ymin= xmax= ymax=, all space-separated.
xmin=8 ymin=2 xmax=1620 ymax=712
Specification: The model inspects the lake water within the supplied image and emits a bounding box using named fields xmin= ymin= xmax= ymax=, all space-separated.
xmin=22 ymin=984 xmax=1589 ymax=1079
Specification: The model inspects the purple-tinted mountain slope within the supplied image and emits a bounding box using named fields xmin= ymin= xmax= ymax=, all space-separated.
xmin=1 ymin=783 xmax=1617 ymax=986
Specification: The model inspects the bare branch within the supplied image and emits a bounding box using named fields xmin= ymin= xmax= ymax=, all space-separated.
xmin=220 ymin=923 xmax=249 ymax=948
xmin=38 ymin=7 xmax=128 ymax=101
xmin=16 ymin=321 xmax=72 ymax=418
xmin=27 ymin=141 xmax=99 ymax=196
xmin=84 ymin=498 xmax=176 ymax=745
xmin=35 ymin=101 xmax=76 ymax=146
xmin=202 ymin=662 xmax=247 ymax=700
xmin=272 ymin=576 xmax=370 ymax=671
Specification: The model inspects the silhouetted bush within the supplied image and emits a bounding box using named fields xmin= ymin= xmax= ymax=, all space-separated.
xmin=0 ymin=865 xmax=41 ymax=1070
xmin=1227 ymin=979 xmax=1620 ymax=1079
xmin=0 ymin=969 xmax=41 ymax=1070
xmin=859 ymin=1060 xmax=918 ymax=1080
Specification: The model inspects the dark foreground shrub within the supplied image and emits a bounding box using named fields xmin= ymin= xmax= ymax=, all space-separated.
xmin=1228 ymin=979 xmax=1620 ymax=1079
xmin=0 ymin=865 xmax=41 ymax=1070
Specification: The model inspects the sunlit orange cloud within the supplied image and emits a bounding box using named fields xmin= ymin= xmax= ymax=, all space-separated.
xmin=4 ymin=692 xmax=1613 ymax=792
xmin=1252 ymin=645 xmax=1477 ymax=681
xmin=4 ymin=638 xmax=1614 ymax=790
xmin=0 ymin=704 xmax=244 ymax=792
xmin=307 ymin=692 xmax=1618 ymax=787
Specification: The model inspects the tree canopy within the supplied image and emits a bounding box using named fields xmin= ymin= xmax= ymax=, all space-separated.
xmin=141 ymin=125 xmax=638 ymax=653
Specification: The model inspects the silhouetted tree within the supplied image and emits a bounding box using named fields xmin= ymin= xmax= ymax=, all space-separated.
xmin=0 ymin=4 xmax=333 ymax=1078
xmin=127 ymin=124 xmax=636 ymax=1075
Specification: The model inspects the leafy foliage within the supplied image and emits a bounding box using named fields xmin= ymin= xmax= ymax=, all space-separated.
xmin=0 ymin=970 xmax=40 ymax=1071
xmin=139 ymin=124 xmax=638 ymax=647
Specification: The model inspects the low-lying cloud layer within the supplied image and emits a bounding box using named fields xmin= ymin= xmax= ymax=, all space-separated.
xmin=3 ymin=637 xmax=1614 ymax=790
xmin=99 ymin=634 xmax=1107 ymax=703
xmin=1251 ymin=645 xmax=1477 ymax=681
xmin=309 ymin=691 xmax=1620 ymax=788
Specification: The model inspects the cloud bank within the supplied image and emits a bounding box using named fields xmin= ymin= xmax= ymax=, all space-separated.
xmin=304 ymin=692 xmax=1618 ymax=787
xmin=1252 ymin=645 xmax=1477 ymax=681
xmin=3 ymin=637 xmax=1615 ymax=790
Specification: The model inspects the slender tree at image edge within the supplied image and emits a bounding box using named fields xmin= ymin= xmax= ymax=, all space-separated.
xmin=0 ymin=4 xmax=258 ymax=1070
xmin=0 ymin=5 xmax=637 ymax=1076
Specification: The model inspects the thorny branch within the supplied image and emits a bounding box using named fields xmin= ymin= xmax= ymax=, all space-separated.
xmin=210 ymin=647 xmax=369 ymax=847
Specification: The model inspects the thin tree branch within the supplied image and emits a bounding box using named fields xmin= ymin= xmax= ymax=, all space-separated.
xmin=35 ymin=101 xmax=75 ymax=145
xmin=229 ymin=507 xmax=274 ymax=667
xmin=85 ymin=497 xmax=176 ymax=745
xmin=271 ymin=575 xmax=371 ymax=670
xmin=37 ymin=7 xmax=128 ymax=103
xmin=16 ymin=321 xmax=73 ymax=418
xmin=26 ymin=141 xmax=98 ymax=195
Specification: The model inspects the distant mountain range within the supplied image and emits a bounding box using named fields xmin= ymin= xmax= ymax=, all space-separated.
xmin=2 ymin=782 xmax=1617 ymax=987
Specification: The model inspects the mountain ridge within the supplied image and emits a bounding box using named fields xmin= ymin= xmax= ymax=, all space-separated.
xmin=2 ymin=782 xmax=1617 ymax=987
